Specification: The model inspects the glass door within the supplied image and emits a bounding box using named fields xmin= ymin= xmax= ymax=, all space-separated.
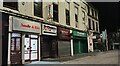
xmin=24 ymin=34 xmax=38 ymax=62
xmin=24 ymin=38 xmax=30 ymax=61
xmin=10 ymin=33 xmax=21 ymax=64
xmin=31 ymin=39 xmax=38 ymax=60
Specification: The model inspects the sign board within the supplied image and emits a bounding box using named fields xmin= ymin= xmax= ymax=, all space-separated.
xmin=42 ymin=24 xmax=57 ymax=36
xmin=58 ymin=27 xmax=71 ymax=40
xmin=72 ymin=30 xmax=87 ymax=37
xmin=12 ymin=16 xmax=41 ymax=34
xmin=92 ymin=36 xmax=96 ymax=39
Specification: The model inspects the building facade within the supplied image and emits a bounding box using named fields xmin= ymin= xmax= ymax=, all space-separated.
xmin=0 ymin=0 xmax=100 ymax=65
xmin=87 ymin=3 xmax=100 ymax=52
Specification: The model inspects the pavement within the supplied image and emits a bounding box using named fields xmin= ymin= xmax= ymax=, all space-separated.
xmin=24 ymin=50 xmax=119 ymax=65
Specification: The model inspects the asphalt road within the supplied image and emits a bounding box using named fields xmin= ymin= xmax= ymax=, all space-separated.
xmin=63 ymin=50 xmax=119 ymax=64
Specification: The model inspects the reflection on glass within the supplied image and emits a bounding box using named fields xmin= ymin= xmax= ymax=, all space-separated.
xmin=11 ymin=38 xmax=15 ymax=51
xmin=12 ymin=33 xmax=21 ymax=37
xmin=31 ymin=35 xmax=38 ymax=38
xmin=16 ymin=38 xmax=20 ymax=50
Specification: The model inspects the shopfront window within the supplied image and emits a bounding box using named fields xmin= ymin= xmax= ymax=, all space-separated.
xmin=11 ymin=33 xmax=21 ymax=37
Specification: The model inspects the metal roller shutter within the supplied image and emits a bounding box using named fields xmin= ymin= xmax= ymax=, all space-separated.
xmin=58 ymin=41 xmax=71 ymax=57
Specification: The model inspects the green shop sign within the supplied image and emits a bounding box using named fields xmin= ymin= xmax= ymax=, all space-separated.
xmin=72 ymin=30 xmax=87 ymax=37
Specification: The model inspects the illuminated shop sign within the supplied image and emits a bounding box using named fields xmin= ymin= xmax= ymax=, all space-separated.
xmin=12 ymin=16 xmax=41 ymax=34
xmin=42 ymin=24 xmax=57 ymax=36
xmin=72 ymin=30 xmax=87 ymax=37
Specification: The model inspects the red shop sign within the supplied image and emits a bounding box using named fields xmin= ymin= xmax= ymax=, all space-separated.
xmin=58 ymin=27 xmax=71 ymax=40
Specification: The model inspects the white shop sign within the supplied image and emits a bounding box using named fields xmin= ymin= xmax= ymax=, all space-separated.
xmin=12 ymin=16 xmax=41 ymax=34
xmin=42 ymin=24 xmax=57 ymax=36
xmin=92 ymin=36 xmax=96 ymax=39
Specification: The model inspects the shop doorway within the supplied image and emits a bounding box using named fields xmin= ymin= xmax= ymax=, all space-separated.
xmin=73 ymin=40 xmax=81 ymax=54
xmin=73 ymin=39 xmax=88 ymax=54
xmin=41 ymin=35 xmax=57 ymax=59
xmin=24 ymin=34 xmax=39 ymax=62
xmin=10 ymin=33 xmax=22 ymax=64
xmin=80 ymin=40 xmax=88 ymax=53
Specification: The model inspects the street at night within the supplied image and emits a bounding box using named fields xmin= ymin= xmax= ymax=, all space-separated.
xmin=0 ymin=0 xmax=119 ymax=65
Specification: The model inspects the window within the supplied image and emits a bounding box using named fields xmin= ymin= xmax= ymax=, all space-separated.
xmin=53 ymin=3 xmax=58 ymax=22
xmin=92 ymin=20 xmax=95 ymax=30
xmin=75 ymin=7 xmax=78 ymax=28
xmin=66 ymin=9 xmax=70 ymax=25
xmin=3 ymin=0 xmax=18 ymax=10
xmin=34 ymin=0 xmax=43 ymax=17
xmin=88 ymin=19 xmax=91 ymax=30
xmin=88 ymin=6 xmax=90 ymax=15
xmin=82 ymin=11 xmax=85 ymax=21
xmin=91 ymin=9 xmax=94 ymax=16
xmin=95 ymin=11 xmax=97 ymax=18
xmin=96 ymin=22 xmax=98 ymax=31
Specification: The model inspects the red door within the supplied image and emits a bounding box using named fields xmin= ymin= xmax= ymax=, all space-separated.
xmin=10 ymin=33 xmax=21 ymax=64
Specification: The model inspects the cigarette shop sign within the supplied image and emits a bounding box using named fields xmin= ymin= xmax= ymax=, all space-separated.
xmin=12 ymin=16 xmax=41 ymax=34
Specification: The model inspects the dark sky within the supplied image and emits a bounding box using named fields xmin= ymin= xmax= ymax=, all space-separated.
xmin=90 ymin=2 xmax=119 ymax=33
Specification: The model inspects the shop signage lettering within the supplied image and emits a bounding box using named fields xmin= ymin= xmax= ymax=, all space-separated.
xmin=12 ymin=16 xmax=41 ymax=34
xmin=21 ymin=23 xmax=40 ymax=30
xmin=42 ymin=24 xmax=57 ymax=36
xmin=58 ymin=27 xmax=70 ymax=39
xmin=61 ymin=30 xmax=69 ymax=35
xmin=77 ymin=32 xmax=85 ymax=36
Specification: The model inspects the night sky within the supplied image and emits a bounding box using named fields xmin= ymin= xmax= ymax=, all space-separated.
xmin=90 ymin=2 xmax=119 ymax=33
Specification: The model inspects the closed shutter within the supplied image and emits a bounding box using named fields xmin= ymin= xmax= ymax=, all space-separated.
xmin=58 ymin=41 xmax=71 ymax=57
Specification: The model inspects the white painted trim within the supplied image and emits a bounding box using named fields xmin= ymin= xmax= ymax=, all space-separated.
xmin=38 ymin=36 xmax=41 ymax=61
xmin=22 ymin=34 xmax=25 ymax=64
xmin=70 ymin=39 xmax=73 ymax=56
xmin=9 ymin=16 xmax=13 ymax=32
xmin=8 ymin=33 xmax=11 ymax=64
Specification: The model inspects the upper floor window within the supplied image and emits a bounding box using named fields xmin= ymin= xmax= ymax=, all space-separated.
xmin=96 ymin=22 xmax=98 ymax=31
xmin=53 ymin=3 xmax=58 ymax=22
xmin=66 ymin=9 xmax=70 ymax=25
xmin=3 ymin=0 xmax=18 ymax=10
xmin=82 ymin=11 xmax=85 ymax=21
xmin=34 ymin=0 xmax=43 ymax=18
xmin=92 ymin=20 xmax=95 ymax=30
xmin=88 ymin=6 xmax=90 ymax=15
xmin=95 ymin=11 xmax=97 ymax=18
xmin=75 ymin=6 xmax=78 ymax=28
xmin=91 ymin=9 xmax=94 ymax=17
xmin=88 ymin=18 xmax=91 ymax=30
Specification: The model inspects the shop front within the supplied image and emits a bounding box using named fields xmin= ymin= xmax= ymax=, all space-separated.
xmin=8 ymin=16 xmax=41 ymax=64
xmin=57 ymin=27 xmax=71 ymax=57
xmin=93 ymin=32 xmax=101 ymax=51
xmin=41 ymin=24 xmax=57 ymax=59
xmin=72 ymin=30 xmax=88 ymax=54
